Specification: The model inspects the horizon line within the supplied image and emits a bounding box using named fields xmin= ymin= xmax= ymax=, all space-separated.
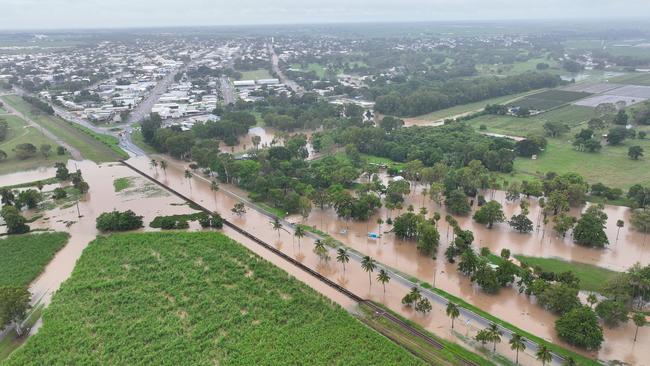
xmin=1 ymin=16 xmax=650 ymax=33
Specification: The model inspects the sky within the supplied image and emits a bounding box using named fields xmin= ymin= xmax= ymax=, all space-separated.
xmin=2 ymin=0 xmax=650 ymax=30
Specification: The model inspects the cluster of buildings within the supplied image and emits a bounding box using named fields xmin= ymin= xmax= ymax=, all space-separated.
xmin=152 ymin=82 xmax=219 ymax=120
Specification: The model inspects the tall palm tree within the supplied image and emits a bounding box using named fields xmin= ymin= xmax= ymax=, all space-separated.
xmin=487 ymin=323 xmax=502 ymax=353
xmin=633 ymin=312 xmax=647 ymax=342
xmin=159 ymin=160 xmax=167 ymax=177
xmin=535 ymin=345 xmax=552 ymax=366
xmin=313 ymin=239 xmax=328 ymax=261
xmin=336 ymin=248 xmax=349 ymax=273
xmin=446 ymin=302 xmax=460 ymax=329
xmin=377 ymin=269 xmax=390 ymax=293
xmin=509 ymin=333 xmax=526 ymax=365
xmin=361 ymin=256 xmax=376 ymax=287
xmin=184 ymin=169 xmax=193 ymax=192
xmin=271 ymin=218 xmax=283 ymax=239
xmin=294 ymin=226 xmax=305 ymax=250
xmin=616 ymin=219 xmax=624 ymax=242
xmin=150 ymin=159 xmax=158 ymax=172
xmin=210 ymin=180 xmax=219 ymax=201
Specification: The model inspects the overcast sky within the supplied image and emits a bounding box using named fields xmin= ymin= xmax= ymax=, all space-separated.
xmin=3 ymin=0 xmax=650 ymax=30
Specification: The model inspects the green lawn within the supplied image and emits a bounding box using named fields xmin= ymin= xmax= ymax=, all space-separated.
xmin=477 ymin=57 xmax=560 ymax=77
xmin=238 ymin=69 xmax=273 ymax=80
xmin=468 ymin=105 xmax=594 ymax=136
xmin=412 ymin=89 xmax=545 ymax=121
xmin=0 ymin=232 xmax=69 ymax=287
xmin=1 ymin=95 xmax=122 ymax=163
xmin=0 ymin=115 xmax=69 ymax=175
xmin=469 ymin=105 xmax=650 ymax=188
xmin=0 ymin=107 xmax=7 ymax=114
xmin=609 ymin=73 xmax=650 ymax=86
xmin=514 ymin=255 xmax=620 ymax=293
xmin=3 ymin=232 xmax=424 ymax=365
xmin=291 ymin=63 xmax=328 ymax=78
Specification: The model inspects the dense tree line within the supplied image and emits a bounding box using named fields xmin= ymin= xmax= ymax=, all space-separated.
xmin=374 ymin=72 xmax=562 ymax=117
xmin=21 ymin=95 xmax=54 ymax=115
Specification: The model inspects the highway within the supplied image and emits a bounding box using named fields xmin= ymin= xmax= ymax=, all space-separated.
xmin=267 ymin=43 xmax=304 ymax=95
xmin=220 ymin=76 xmax=236 ymax=105
xmin=126 ymin=67 xmax=181 ymax=125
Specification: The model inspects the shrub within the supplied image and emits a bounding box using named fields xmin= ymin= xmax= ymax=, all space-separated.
xmin=96 ymin=210 xmax=143 ymax=232
xmin=555 ymin=306 xmax=604 ymax=350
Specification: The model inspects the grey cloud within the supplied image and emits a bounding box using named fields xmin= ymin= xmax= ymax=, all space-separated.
xmin=1 ymin=0 xmax=649 ymax=30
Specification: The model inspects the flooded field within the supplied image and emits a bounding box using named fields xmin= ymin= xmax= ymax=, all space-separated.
xmin=128 ymin=155 xmax=650 ymax=366
xmin=218 ymin=126 xmax=315 ymax=155
xmin=0 ymin=160 xmax=197 ymax=306
xmin=4 ymin=155 xmax=646 ymax=365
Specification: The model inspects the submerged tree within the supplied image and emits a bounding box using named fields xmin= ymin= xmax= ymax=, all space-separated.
xmin=361 ymin=256 xmax=377 ymax=287
xmin=377 ymin=269 xmax=390 ymax=293
xmin=446 ymin=302 xmax=460 ymax=329
xmin=509 ymin=333 xmax=526 ymax=365
xmin=336 ymin=248 xmax=350 ymax=273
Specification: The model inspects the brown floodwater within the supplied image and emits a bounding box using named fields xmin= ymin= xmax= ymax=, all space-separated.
xmin=218 ymin=127 xmax=315 ymax=155
xmin=130 ymin=155 xmax=649 ymax=366
xmin=15 ymin=160 xmax=197 ymax=306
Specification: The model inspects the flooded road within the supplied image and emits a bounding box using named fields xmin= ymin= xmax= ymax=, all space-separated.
xmin=4 ymin=154 xmax=646 ymax=365
xmin=129 ymin=155 xmax=649 ymax=366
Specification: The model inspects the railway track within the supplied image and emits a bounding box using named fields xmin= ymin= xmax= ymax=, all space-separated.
xmin=121 ymin=159 xmax=478 ymax=366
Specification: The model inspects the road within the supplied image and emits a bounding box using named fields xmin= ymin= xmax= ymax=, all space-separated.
xmin=267 ymin=43 xmax=303 ymax=95
xmin=0 ymin=95 xmax=82 ymax=160
xmin=126 ymin=68 xmax=181 ymax=124
xmin=220 ymin=76 xmax=236 ymax=105
xmin=169 ymin=159 xmax=567 ymax=366
xmin=11 ymin=87 xmax=145 ymax=157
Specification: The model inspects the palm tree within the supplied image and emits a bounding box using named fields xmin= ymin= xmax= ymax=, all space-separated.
xmin=313 ymin=239 xmax=328 ymax=261
xmin=377 ymin=269 xmax=390 ymax=293
xmin=150 ymin=159 xmax=158 ymax=172
xmin=446 ymin=302 xmax=460 ymax=329
xmin=159 ymin=160 xmax=167 ymax=177
xmin=509 ymin=333 xmax=526 ymax=365
xmin=336 ymin=248 xmax=350 ymax=273
xmin=294 ymin=226 xmax=305 ymax=250
xmin=616 ymin=219 xmax=625 ymax=242
xmin=184 ymin=169 xmax=193 ymax=192
xmin=421 ymin=186 xmax=428 ymax=206
xmin=361 ymin=256 xmax=376 ymax=287
xmin=487 ymin=323 xmax=502 ymax=353
xmin=633 ymin=312 xmax=647 ymax=342
xmin=271 ymin=218 xmax=283 ymax=239
xmin=535 ymin=345 xmax=552 ymax=366
xmin=210 ymin=180 xmax=219 ymax=201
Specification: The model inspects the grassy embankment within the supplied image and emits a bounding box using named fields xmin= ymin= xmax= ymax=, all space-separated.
xmin=2 ymin=232 xmax=427 ymax=365
xmin=1 ymin=95 xmax=125 ymax=162
xmin=467 ymin=104 xmax=650 ymax=189
xmin=514 ymin=255 xmax=620 ymax=293
xmin=0 ymin=115 xmax=68 ymax=175
xmin=130 ymin=124 xmax=158 ymax=154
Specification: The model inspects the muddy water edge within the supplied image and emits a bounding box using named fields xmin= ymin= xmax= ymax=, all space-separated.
xmin=133 ymin=155 xmax=650 ymax=366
